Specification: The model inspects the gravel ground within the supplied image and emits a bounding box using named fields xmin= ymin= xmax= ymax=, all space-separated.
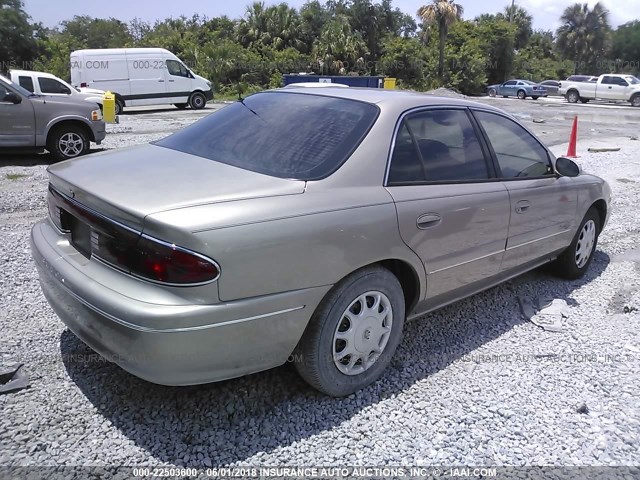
xmin=1 ymin=103 xmax=639 ymax=470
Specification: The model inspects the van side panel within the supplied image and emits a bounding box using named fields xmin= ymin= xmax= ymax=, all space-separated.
xmin=72 ymin=51 xmax=131 ymax=98
xmin=125 ymin=50 xmax=170 ymax=107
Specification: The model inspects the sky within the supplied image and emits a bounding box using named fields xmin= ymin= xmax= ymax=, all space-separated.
xmin=23 ymin=0 xmax=638 ymax=32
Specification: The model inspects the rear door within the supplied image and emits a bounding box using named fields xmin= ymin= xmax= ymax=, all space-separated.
xmin=36 ymin=76 xmax=73 ymax=98
xmin=0 ymin=83 xmax=35 ymax=147
xmin=472 ymin=109 xmax=578 ymax=271
xmin=385 ymin=108 xmax=510 ymax=307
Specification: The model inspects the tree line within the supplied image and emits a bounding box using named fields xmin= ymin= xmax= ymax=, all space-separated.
xmin=1 ymin=0 xmax=639 ymax=96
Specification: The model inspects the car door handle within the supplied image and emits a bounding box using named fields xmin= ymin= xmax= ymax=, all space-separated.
xmin=158 ymin=79 xmax=165 ymax=82
xmin=168 ymin=80 xmax=175 ymax=82
xmin=515 ymin=200 xmax=531 ymax=214
xmin=417 ymin=213 xmax=442 ymax=229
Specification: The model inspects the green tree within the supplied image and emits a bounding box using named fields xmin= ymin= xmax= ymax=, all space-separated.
xmin=556 ymin=2 xmax=611 ymax=74
xmin=503 ymin=5 xmax=533 ymax=50
xmin=313 ymin=15 xmax=367 ymax=75
xmin=473 ymin=14 xmax=517 ymax=84
xmin=379 ymin=36 xmax=434 ymax=90
xmin=417 ymin=0 xmax=464 ymax=80
xmin=0 ymin=0 xmax=41 ymax=71
xmin=60 ymin=15 xmax=132 ymax=49
xmin=611 ymin=21 xmax=640 ymax=75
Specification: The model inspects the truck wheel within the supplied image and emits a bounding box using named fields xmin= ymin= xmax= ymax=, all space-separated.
xmin=189 ymin=92 xmax=207 ymax=110
xmin=631 ymin=95 xmax=640 ymax=107
xmin=114 ymin=99 xmax=124 ymax=115
xmin=567 ymin=90 xmax=579 ymax=103
xmin=47 ymin=125 xmax=90 ymax=161
xmin=293 ymin=266 xmax=405 ymax=397
xmin=517 ymin=90 xmax=526 ymax=99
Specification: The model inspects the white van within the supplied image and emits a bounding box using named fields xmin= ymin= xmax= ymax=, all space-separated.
xmin=9 ymin=70 xmax=105 ymax=107
xmin=70 ymin=48 xmax=213 ymax=114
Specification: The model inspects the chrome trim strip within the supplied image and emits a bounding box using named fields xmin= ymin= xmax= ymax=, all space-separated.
xmin=505 ymin=229 xmax=572 ymax=251
xmin=427 ymin=250 xmax=504 ymax=275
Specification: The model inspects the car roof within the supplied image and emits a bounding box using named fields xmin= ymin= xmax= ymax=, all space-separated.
xmin=11 ymin=69 xmax=59 ymax=79
xmin=270 ymin=87 xmax=504 ymax=113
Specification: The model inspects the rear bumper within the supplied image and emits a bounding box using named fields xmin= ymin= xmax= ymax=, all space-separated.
xmin=31 ymin=219 xmax=330 ymax=385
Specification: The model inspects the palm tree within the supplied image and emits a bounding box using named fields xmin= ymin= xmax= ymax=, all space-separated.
xmin=556 ymin=2 xmax=610 ymax=74
xmin=313 ymin=15 xmax=367 ymax=75
xmin=417 ymin=0 xmax=463 ymax=80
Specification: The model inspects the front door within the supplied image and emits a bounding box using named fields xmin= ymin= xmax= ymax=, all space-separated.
xmin=166 ymin=59 xmax=193 ymax=105
xmin=385 ymin=108 xmax=510 ymax=307
xmin=0 ymin=84 xmax=34 ymax=147
xmin=472 ymin=109 xmax=578 ymax=271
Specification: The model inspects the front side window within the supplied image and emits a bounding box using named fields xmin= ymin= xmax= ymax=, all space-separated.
xmin=18 ymin=76 xmax=35 ymax=92
xmin=166 ymin=60 xmax=189 ymax=77
xmin=474 ymin=111 xmax=552 ymax=179
xmin=504 ymin=80 xmax=517 ymax=86
xmin=38 ymin=77 xmax=70 ymax=94
xmin=156 ymin=92 xmax=379 ymax=180
xmin=388 ymin=109 xmax=489 ymax=184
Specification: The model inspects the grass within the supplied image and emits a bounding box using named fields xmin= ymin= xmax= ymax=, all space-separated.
xmin=5 ymin=173 xmax=29 ymax=181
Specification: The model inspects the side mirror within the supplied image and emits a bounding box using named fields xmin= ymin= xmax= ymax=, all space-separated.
xmin=555 ymin=157 xmax=581 ymax=177
xmin=3 ymin=92 xmax=21 ymax=104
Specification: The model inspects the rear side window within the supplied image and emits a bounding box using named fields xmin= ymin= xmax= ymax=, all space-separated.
xmin=156 ymin=92 xmax=379 ymax=180
xmin=18 ymin=76 xmax=34 ymax=92
xmin=388 ymin=109 xmax=489 ymax=184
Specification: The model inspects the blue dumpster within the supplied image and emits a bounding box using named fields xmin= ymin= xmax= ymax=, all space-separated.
xmin=283 ymin=75 xmax=385 ymax=88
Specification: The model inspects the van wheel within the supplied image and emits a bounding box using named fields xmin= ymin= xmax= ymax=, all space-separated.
xmin=552 ymin=208 xmax=600 ymax=280
xmin=189 ymin=92 xmax=207 ymax=110
xmin=175 ymin=103 xmax=188 ymax=110
xmin=294 ymin=266 xmax=405 ymax=397
xmin=47 ymin=125 xmax=90 ymax=161
xmin=114 ymin=99 xmax=124 ymax=115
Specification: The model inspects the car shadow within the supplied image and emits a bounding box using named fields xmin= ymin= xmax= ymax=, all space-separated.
xmin=60 ymin=251 xmax=610 ymax=467
xmin=0 ymin=148 xmax=108 ymax=167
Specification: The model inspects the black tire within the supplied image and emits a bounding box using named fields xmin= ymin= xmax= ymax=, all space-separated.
xmin=46 ymin=125 xmax=90 ymax=161
xmin=517 ymin=90 xmax=526 ymax=99
xmin=488 ymin=88 xmax=497 ymax=97
xmin=580 ymin=98 xmax=590 ymax=104
xmin=294 ymin=266 xmax=405 ymax=397
xmin=552 ymin=208 xmax=600 ymax=280
xmin=175 ymin=103 xmax=188 ymax=109
xmin=567 ymin=90 xmax=579 ymax=103
xmin=531 ymin=96 xmax=539 ymax=100
xmin=114 ymin=99 xmax=124 ymax=115
xmin=631 ymin=94 xmax=640 ymax=108
xmin=189 ymin=92 xmax=207 ymax=110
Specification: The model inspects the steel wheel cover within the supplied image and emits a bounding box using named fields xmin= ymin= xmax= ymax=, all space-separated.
xmin=332 ymin=291 xmax=393 ymax=376
xmin=575 ymin=219 xmax=596 ymax=268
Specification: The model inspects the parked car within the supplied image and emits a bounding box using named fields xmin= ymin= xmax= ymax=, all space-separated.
xmin=539 ymin=80 xmax=560 ymax=96
xmin=70 ymin=48 xmax=214 ymax=114
xmin=487 ymin=79 xmax=548 ymax=99
xmin=559 ymin=74 xmax=640 ymax=106
xmin=0 ymin=74 xmax=105 ymax=160
xmin=31 ymin=89 xmax=611 ymax=396
xmin=9 ymin=70 xmax=105 ymax=108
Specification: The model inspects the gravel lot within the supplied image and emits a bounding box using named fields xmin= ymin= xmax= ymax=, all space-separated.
xmin=1 ymin=98 xmax=639 ymax=470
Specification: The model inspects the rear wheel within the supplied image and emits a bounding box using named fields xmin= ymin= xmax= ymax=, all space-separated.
xmin=294 ymin=266 xmax=405 ymax=397
xmin=517 ymin=90 xmax=526 ymax=99
xmin=567 ymin=90 xmax=579 ymax=103
xmin=189 ymin=92 xmax=207 ymax=110
xmin=46 ymin=125 xmax=90 ymax=161
xmin=552 ymin=208 xmax=600 ymax=280
xmin=114 ymin=99 xmax=124 ymax=115
xmin=488 ymin=88 xmax=497 ymax=97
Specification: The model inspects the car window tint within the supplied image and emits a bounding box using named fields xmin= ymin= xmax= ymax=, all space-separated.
xmin=601 ymin=76 xmax=613 ymax=85
xmin=388 ymin=124 xmax=424 ymax=183
xmin=156 ymin=92 xmax=379 ymax=180
xmin=167 ymin=60 xmax=188 ymax=77
xmin=18 ymin=76 xmax=35 ymax=92
xmin=475 ymin=111 xmax=552 ymax=178
xmin=38 ymin=77 xmax=68 ymax=94
xmin=389 ymin=109 xmax=488 ymax=184
xmin=505 ymin=81 xmax=516 ymax=86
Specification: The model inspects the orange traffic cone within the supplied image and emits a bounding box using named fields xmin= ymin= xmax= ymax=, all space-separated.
xmin=566 ymin=116 xmax=578 ymax=158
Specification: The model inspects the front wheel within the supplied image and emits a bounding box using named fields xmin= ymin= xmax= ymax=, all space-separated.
xmin=631 ymin=95 xmax=640 ymax=107
xmin=294 ymin=266 xmax=405 ymax=397
xmin=517 ymin=90 xmax=526 ymax=99
xmin=189 ymin=92 xmax=207 ymax=110
xmin=46 ymin=125 xmax=90 ymax=161
xmin=552 ymin=208 xmax=600 ymax=280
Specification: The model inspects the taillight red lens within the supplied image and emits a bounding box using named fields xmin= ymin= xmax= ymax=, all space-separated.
xmin=81 ymin=82 xmax=87 ymax=88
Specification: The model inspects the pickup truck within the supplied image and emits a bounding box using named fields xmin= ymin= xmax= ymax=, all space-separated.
xmin=559 ymin=74 xmax=640 ymax=107
xmin=0 ymin=74 xmax=106 ymax=160
xmin=10 ymin=70 xmax=104 ymax=108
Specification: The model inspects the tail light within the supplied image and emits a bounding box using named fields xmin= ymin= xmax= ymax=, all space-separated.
xmin=48 ymin=185 xmax=219 ymax=285
xmin=81 ymin=82 xmax=87 ymax=88
xmin=558 ymin=82 xmax=562 ymax=88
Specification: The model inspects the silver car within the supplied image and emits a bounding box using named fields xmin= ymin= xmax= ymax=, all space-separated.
xmin=31 ymin=88 xmax=611 ymax=396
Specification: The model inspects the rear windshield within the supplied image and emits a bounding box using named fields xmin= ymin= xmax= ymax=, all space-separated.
xmin=155 ymin=92 xmax=379 ymax=180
